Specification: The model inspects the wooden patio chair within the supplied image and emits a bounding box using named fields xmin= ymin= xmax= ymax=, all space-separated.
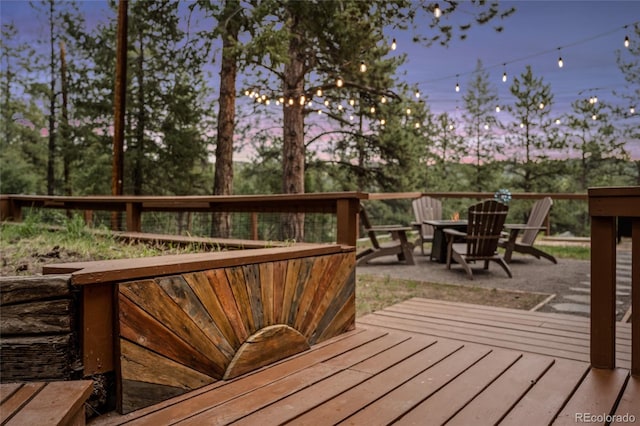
xmin=356 ymin=203 xmax=415 ymax=266
xmin=411 ymin=196 xmax=442 ymax=257
xmin=444 ymin=199 xmax=512 ymax=280
xmin=498 ymin=196 xmax=557 ymax=264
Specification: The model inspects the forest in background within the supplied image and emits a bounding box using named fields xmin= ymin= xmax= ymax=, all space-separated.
xmin=1 ymin=1 xmax=639 ymax=238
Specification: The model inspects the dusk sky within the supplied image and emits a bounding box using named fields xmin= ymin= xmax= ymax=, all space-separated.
xmin=1 ymin=0 xmax=639 ymax=158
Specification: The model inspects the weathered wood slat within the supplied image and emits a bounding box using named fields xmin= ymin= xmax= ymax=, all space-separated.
xmin=118 ymin=293 xmax=223 ymax=378
xmin=0 ymin=299 xmax=73 ymax=335
xmin=204 ymin=269 xmax=248 ymax=345
xmin=553 ymin=368 xmax=630 ymax=425
xmin=120 ymin=281 xmax=229 ymax=371
xmin=292 ymin=255 xmax=331 ymax=331
xmin=183 ymin=272 xmax=241 ymax=350
xmin=223 ymin=325 xmax=310 ymax=380
xmin=0 ymin=335 xmax=75 ymax=380
xmin=280 ymin=258 xmax=303 ymax=325
xmin=156 ymin=275 xmax=235 ymax=360
xmin=225 ymin=266 xmax=256 ymax=334
xmin=258 ymin=262 xmax=275 ymax=326
xmin=0 ymin=275 xmax=71 ymax=305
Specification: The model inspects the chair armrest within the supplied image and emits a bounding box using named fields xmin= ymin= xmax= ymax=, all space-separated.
xmin=366 ymin=225 xmax=412 ymax=232
xmin=443 ymin=228 xmax=466 ymax=237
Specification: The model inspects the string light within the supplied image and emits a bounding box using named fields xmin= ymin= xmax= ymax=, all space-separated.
xmin=370 ymin=106 xmax=376 ymax=114
xmin=316 ymin=88 xmax=323 ymax=97
xmin=415 ymin=90 xmax=420 ymax=99
xmin=336 ymin=76 xmax=343 ymax=87
xmin=433 ymin=3 xmax=441 ymax=18
xmin=539 ymin=102 xmax=545 ymax=109
xmin=455 ymin=82 xmax=460 ymax=92
xmin=324 ymin=99 xmax=330 ymax=107
xmin=415 ymin=122 xmax=421 ymax=129
xmin=555 ymin=119 xmax=561 ymax=125
xmin=631 ymin=106 xmax=636 ymax=114
xmin=360 ymin=61 xmax=367 ymax=73
xmin=349 ymin=98 xmax=355 ymax=106
xmin=502 ymin=72 xmax=507 ymax=83
xmin=406 ymin=108 xmax=412 ymax=115
xmin=391 ymin=38 xmax=397 ymax=50
xmin=592 ymin=114 xmax=597 ymax=120
xmin=624 ymin=35 xmax=630 ymax=48
xmin=381 ymin=96 xmax=387 ymax=103
xmin=380 ymin=118 xmax=386 ymax=125
xmin=557 ymin=48 xmax=564 ymax=68
xmin=496 ymin=106 xmax=501 ymax=112
xmin=484 ymin=124 xmax=489 ymax=130
xmin=288 ymin=98 xmax=294 ymax=106
xmin=299 ymin=95 xmax=306 ymax=105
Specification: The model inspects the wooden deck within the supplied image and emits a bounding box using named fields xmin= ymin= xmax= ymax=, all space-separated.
xmin=90 ymin=299 xmax=638 ymax=425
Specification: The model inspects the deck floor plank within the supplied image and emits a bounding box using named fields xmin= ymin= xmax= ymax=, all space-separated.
xmin=232 ymin=336 xmax=438 ymax=425
xmin=446 ymin=353 xmax=555 ymax=426
xmin=499 ymin=358 xmax=590 ymax=425
xmin=553 ymin=368 xmax=630 ymax=425
xmin=88 ymin=298 xmax=637 ymax=426
xmin=337 ymin=343 xmax=493 ymax=425
xmin=612 ymin=375 xmax=640 ymax=425
xmin=289 ymin=340 xmax=464 ymax=425
xmin=393 ymin=349 xmax=523 ymax=425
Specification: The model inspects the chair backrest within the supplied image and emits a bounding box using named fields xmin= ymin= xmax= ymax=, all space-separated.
xmin=412 ymin=196 xmax=442 ymax=237
xmin=464 ymin=199 xmax=509 ymax=258
xmin=359 ymin=203 xmax=381 ymax=249
xmin=521 ymin=197 xmax=553 ymax=246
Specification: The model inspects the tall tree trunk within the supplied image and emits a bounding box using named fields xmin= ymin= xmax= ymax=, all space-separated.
xmin=211 ymin=0 xmax=240 ymax=238
xmin=59 ymin=40 xmax=71 ymax=196
xmin=133 ymin=32 xmax=144 ymax=195
xmin=47 ymin=0 xmax=56 ymax=195
xmin=281 ymin=13 xmax=305 ymax=241
xmin=112 ymin=0 xmax=128 ymax=230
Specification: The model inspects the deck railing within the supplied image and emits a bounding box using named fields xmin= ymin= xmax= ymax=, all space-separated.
xmin=589 ymin=186 xmax=639 ymax=376
xmin=0 ymin=192 xmax=366 ymax=246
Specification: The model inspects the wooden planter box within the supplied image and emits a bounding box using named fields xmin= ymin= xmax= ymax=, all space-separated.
xmin=41 ymin=244 xmax=355 ymax=414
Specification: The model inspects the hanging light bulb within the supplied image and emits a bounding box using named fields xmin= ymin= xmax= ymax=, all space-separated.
xmin=380 ymin=118 xmax=386 ymax=126
xmin=324 ymin=99 xmax=330 ymax=107
xmin=555 ymin=119 xmax=561 ymax=125
xmin=592 ymin=114 xmax=597 ymax=120
xmin=337 ymin=104 xmax=343 ymax=111
xmin=391 ymin=38 xmax=397 ymax=50
xmin=484 ymin=124 xmax=489 ymax=130
xmin=299 ymin=95 xmax=306 ymax=105
xmin=336 ymin=76 xmax=343 ymax=87
xmin=496 ymin=106 xmax=501 ymax=112
xmin=624 ymin=35 xmax=630 ymax=48
xmin=316 ymin=88 xmax=323 ymax=97
xmin=433 ymin=3 xmax=441 ymax=18
xmin=520 ymin=123 xmax=525 ymax=128
xmin=349 ymin=98 xmax=355 ymax=106
xmin=307 ymin=100 xmax=313 ymax=106
xmin=415 ymin=122 xmax=421 ymax=129
xmin=593 ymin=95 xmax=598 ymax=104
xmin=539 ymin=102 xmax=545 ymax=109
xmin=256 ymin=97 xmax=263 ymax=103
xmin=318 ymin=109 xmax=322 ymax=115
xmin=630 ymin=106 xmax=636 ymax=114
xmin=261 ymin=94 xmax=266 ymax=101
xmin=288 ymin=98 xmax=294 ymax=106
xmin=279 ymin=97 xmax=285 ymax=104
xmin=558 ymin=56 xmax=563 ymax=68
xmin=502 ymin=71 xmax=507 ymax=83
xmin=244 ymin=90 xmax=250 ymax=96
xmin=265 ymin=99 xmax=270 ymax=106
xmin=406 ymin=108 xmax=412 ymax=115
xmin=360 ymin=61 xmax=367 ymax=73
xmin=381 ymin=96 xmax=387 ymax=104
xmin=370 ymin=106 xmax=376 ymax=114
xmin=455 ymin=82 xmax=460 ymax=92
xmin=448 ymin=124 xmax=454 ymax=130
xmin=349 ymin=115 xmax=354 ymax=121
xmin=415 ymin=90 xmax=420 ymax=98
xmin=275 ymin=100 xmax=281 ymax=106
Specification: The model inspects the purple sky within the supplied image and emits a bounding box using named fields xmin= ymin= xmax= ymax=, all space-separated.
xmin=2 ymin=0 xmax=639 ymax=158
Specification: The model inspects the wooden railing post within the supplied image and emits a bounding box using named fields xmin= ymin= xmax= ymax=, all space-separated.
xmin=336 ymin=198 xmax=360 ymax=246
xmin=589 ymin=186 xmax=640 ymax=375
xmin=125 ymin=202 xmax=142 ymax=232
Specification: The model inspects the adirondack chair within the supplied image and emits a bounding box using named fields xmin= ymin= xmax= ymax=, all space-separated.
xmin=498 ymin=196 xmax=557 ymax=264
xmin=444 ymin=199 xmax=512 ymax=280
xmin=356 ymin=204 xmax=415 ymax=266
xmin=411 ymin=196 xmax=443 ymax=257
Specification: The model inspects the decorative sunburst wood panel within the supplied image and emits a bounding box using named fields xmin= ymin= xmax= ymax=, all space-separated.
xmin=116 ymin=251 xmax=355 ymax=413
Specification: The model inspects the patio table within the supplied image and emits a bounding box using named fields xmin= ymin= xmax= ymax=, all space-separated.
xmin=424 ymin=219 xmax=468 ymax=263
